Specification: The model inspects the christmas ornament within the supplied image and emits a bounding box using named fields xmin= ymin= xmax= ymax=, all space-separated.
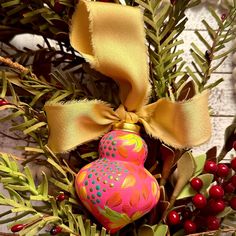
xmin=44 ymin=0 xmax=212 ymax=232
xmin=75 ymin=123 xmax=159 ymax=232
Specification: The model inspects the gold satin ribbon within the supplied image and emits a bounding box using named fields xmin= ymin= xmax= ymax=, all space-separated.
xmin=44 ymin=0 xmax=211 ymax=153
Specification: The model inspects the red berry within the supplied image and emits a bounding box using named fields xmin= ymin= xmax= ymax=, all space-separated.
xmin=167 ymin=210 xmax=180 ymax=225
xmin=0 ymin=99 xmax=8 ymax=106
xmin=11 ymin=224 xmax=25 ymax=232
xmin=217 ymin=163 xmax=229 ymax=177
xmin=233 ymin=141 xmax=236 ymax=151
xmin=204 ymin=161 xmax=218 ymax=174
xmin=231 ymin=157 xmax=236 ymax=171
xmin=224 ymin=182 xmax=235 ymax=193
xmin=53 ymin=1 xmax=65 ymax=14
xmin=184 ymin=220 xmax=197 ymax=234
xmin=192 ymin=193 xmax=207 ymax=209
xmin=230 ymin=175 xmax=236 ymax=188
xmin=209 ymin=199 xmax=225 ymax=214
xmin=207 ymin=216 xmax=220 ymax=230
xmin=56 ymin=193 xmax=66 ymax=202
xmin=221 ymin=13 xmax=227 ymax=21
xmin=230 ymin=196 xmax=236 ymax=210
xmin=50 ymin=225 xmax=62 ymax=235
xmin=190 ymin=177 xmax=203 ymax=191
xmin=182 ymin=208 xmax=192 ymax=220
xmin=170 ymin=0 xmax=177 ymax=4
xmin=209 ymin=185 xmax=224 ymax=199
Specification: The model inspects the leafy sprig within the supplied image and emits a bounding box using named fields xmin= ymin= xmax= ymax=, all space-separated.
xmin=0 ymin=152 xmax=110 ymax=236
xmin=187 ymin=4 xmax=236 ymax=91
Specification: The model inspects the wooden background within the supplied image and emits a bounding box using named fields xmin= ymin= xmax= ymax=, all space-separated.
xmin=0 ymin=1 xmax=236 ymax=234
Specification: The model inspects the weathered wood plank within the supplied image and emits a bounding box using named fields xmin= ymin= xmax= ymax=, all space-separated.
xmin=185 ymin=4 xmax=219 ymax=30
xmin=193 ymin=116 xmax=235 ymax=160
xmin=208 ymin=73 xmax=236 ymax=116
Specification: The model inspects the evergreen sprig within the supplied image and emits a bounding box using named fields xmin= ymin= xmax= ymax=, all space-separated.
xmin=187 ymin=3 xmax=236 ymax=91
xmin=135 ymin=0 xmax=201 ymax=100
xmin=0 ymin=152 xmax=110 ymax=236
xmin=0 ymin=0 xmax=74 ymax=43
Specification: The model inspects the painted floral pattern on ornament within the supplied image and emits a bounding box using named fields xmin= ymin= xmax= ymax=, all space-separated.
xmin=75 ymin=130 xmax=160 ymax=233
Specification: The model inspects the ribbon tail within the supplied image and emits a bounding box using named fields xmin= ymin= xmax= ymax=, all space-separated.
xmin=141 ymin=90 xmax=211 ymax=148
xmin=44 ymin=100 xmax=119 ymax=153
xmin=70 ymin=0 xmax=150 ymax=111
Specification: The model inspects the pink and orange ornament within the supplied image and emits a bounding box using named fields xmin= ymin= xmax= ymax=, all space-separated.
xmin=75 ymin=123 xmax=160 ymax=233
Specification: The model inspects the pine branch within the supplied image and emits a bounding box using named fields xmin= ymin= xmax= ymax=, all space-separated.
xmin=0 ymin=152 xmax=110 ymax=236
xmin=187 ymin=5 xmax=236 ymax=91
xmin=0 ymin=0 xmax=74 ymax=44
xmin=135 ymin=0 xmax=201 ymax=100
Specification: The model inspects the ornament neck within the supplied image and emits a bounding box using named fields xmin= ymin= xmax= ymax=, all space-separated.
xmin=112 ymin=122 xmax=140 ymax=133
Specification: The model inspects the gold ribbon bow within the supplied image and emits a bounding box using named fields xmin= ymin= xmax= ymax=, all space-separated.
xmin=44 ymin=0 xmax=211 ymax=153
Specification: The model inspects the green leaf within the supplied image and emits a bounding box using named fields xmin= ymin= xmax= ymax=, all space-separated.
xmin=138 ymin=224 xmax=168 ymax=236
xmin=173 ymin=229 xmax=185 ymax=236
xmin=0 ymin=71 xmax=8 ymax=98
xmin=194 ymin=31 xmax=211 ymax=50
xmin=23 ymin=122 xmax=47 ymax=134
xmin=202 ymin=19 xmax=216 ymax=39
xmin=1 ymin=0 xmax=20 ymax=8
xmin=177 ymin=173 xmax=214 ymax=199
xmin=47 ymin=158 xmax=67 ymax=178
xmin=5 ymin=186 xmax=24 ymax=205
xmin=213 ymin=47 xmax=236 ymax=60
xmin=193 ymin=154 xmax=206 ymax=177
xmin=171 ymin=151 xmax=196 ymax=201
xmin=186 ymin=66 xmax=201 ymax=87
xmin=37 ymin=171 xmax=48 ymax=197
xmin=90 ymin=224 xmax=96 ymax=236
xmin=205 ymin=78 xmax=224 ymax=90
xmin=0 ymin=153 xmax=12 ymax=167
xmin=64 ymin=205 xmax=78 ymax=233
xmin=49 ymin=90 xmax=73 ymax=103
xmin=12 ymin=206 xmax=36 ymax=213
xmin=49 ymin=177 xmax=70 ymax=192
xmin=48 ymin=196 xmax=58 ymax=217
xmin=10 ymin=118 xmax=37 ymax=132
xmin=138 ymin=224 xmax=154 ymax=236
xmin=100 ymin=227 xmax=107 ymax=236
xmin=85 ymin=219 xmax=91 ymax=236
xmin=7 ymin=213 xmax=43 ymax=228
xmin=217 ymin=206 xmax=233 ymax=218
xmin=135 ymin=0 xmax=152 ymax=12
xmin=30 ymin=195 xmax=49 ymax=201
xmin=99 ymin=206 xmax=131 ymax=223
xmin=0 ymin=110 xmax=24 ymax=122
xmin=77 ymin=215 xmax=86 ymax=236
xmin=208 ymin=6 xmax=224 ymax=28
xmin=80 ymin=152 xmax=98 ymax=160
xmin=24 ymin=166 xmax=36 ymax=191
xmin=7 ymin=184 xmax=37 ymax=195
xmin=154 ymin=224 xmax=168 ymax=236
xmin=0 ymin=212 xmax=29 ymax=224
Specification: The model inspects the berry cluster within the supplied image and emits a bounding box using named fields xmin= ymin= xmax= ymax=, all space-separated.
xmin=167 ymin=142 xmax=236 ymax=234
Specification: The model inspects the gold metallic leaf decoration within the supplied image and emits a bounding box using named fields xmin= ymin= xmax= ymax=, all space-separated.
xmin=121 ymin=174 xmax=136 ymax=188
